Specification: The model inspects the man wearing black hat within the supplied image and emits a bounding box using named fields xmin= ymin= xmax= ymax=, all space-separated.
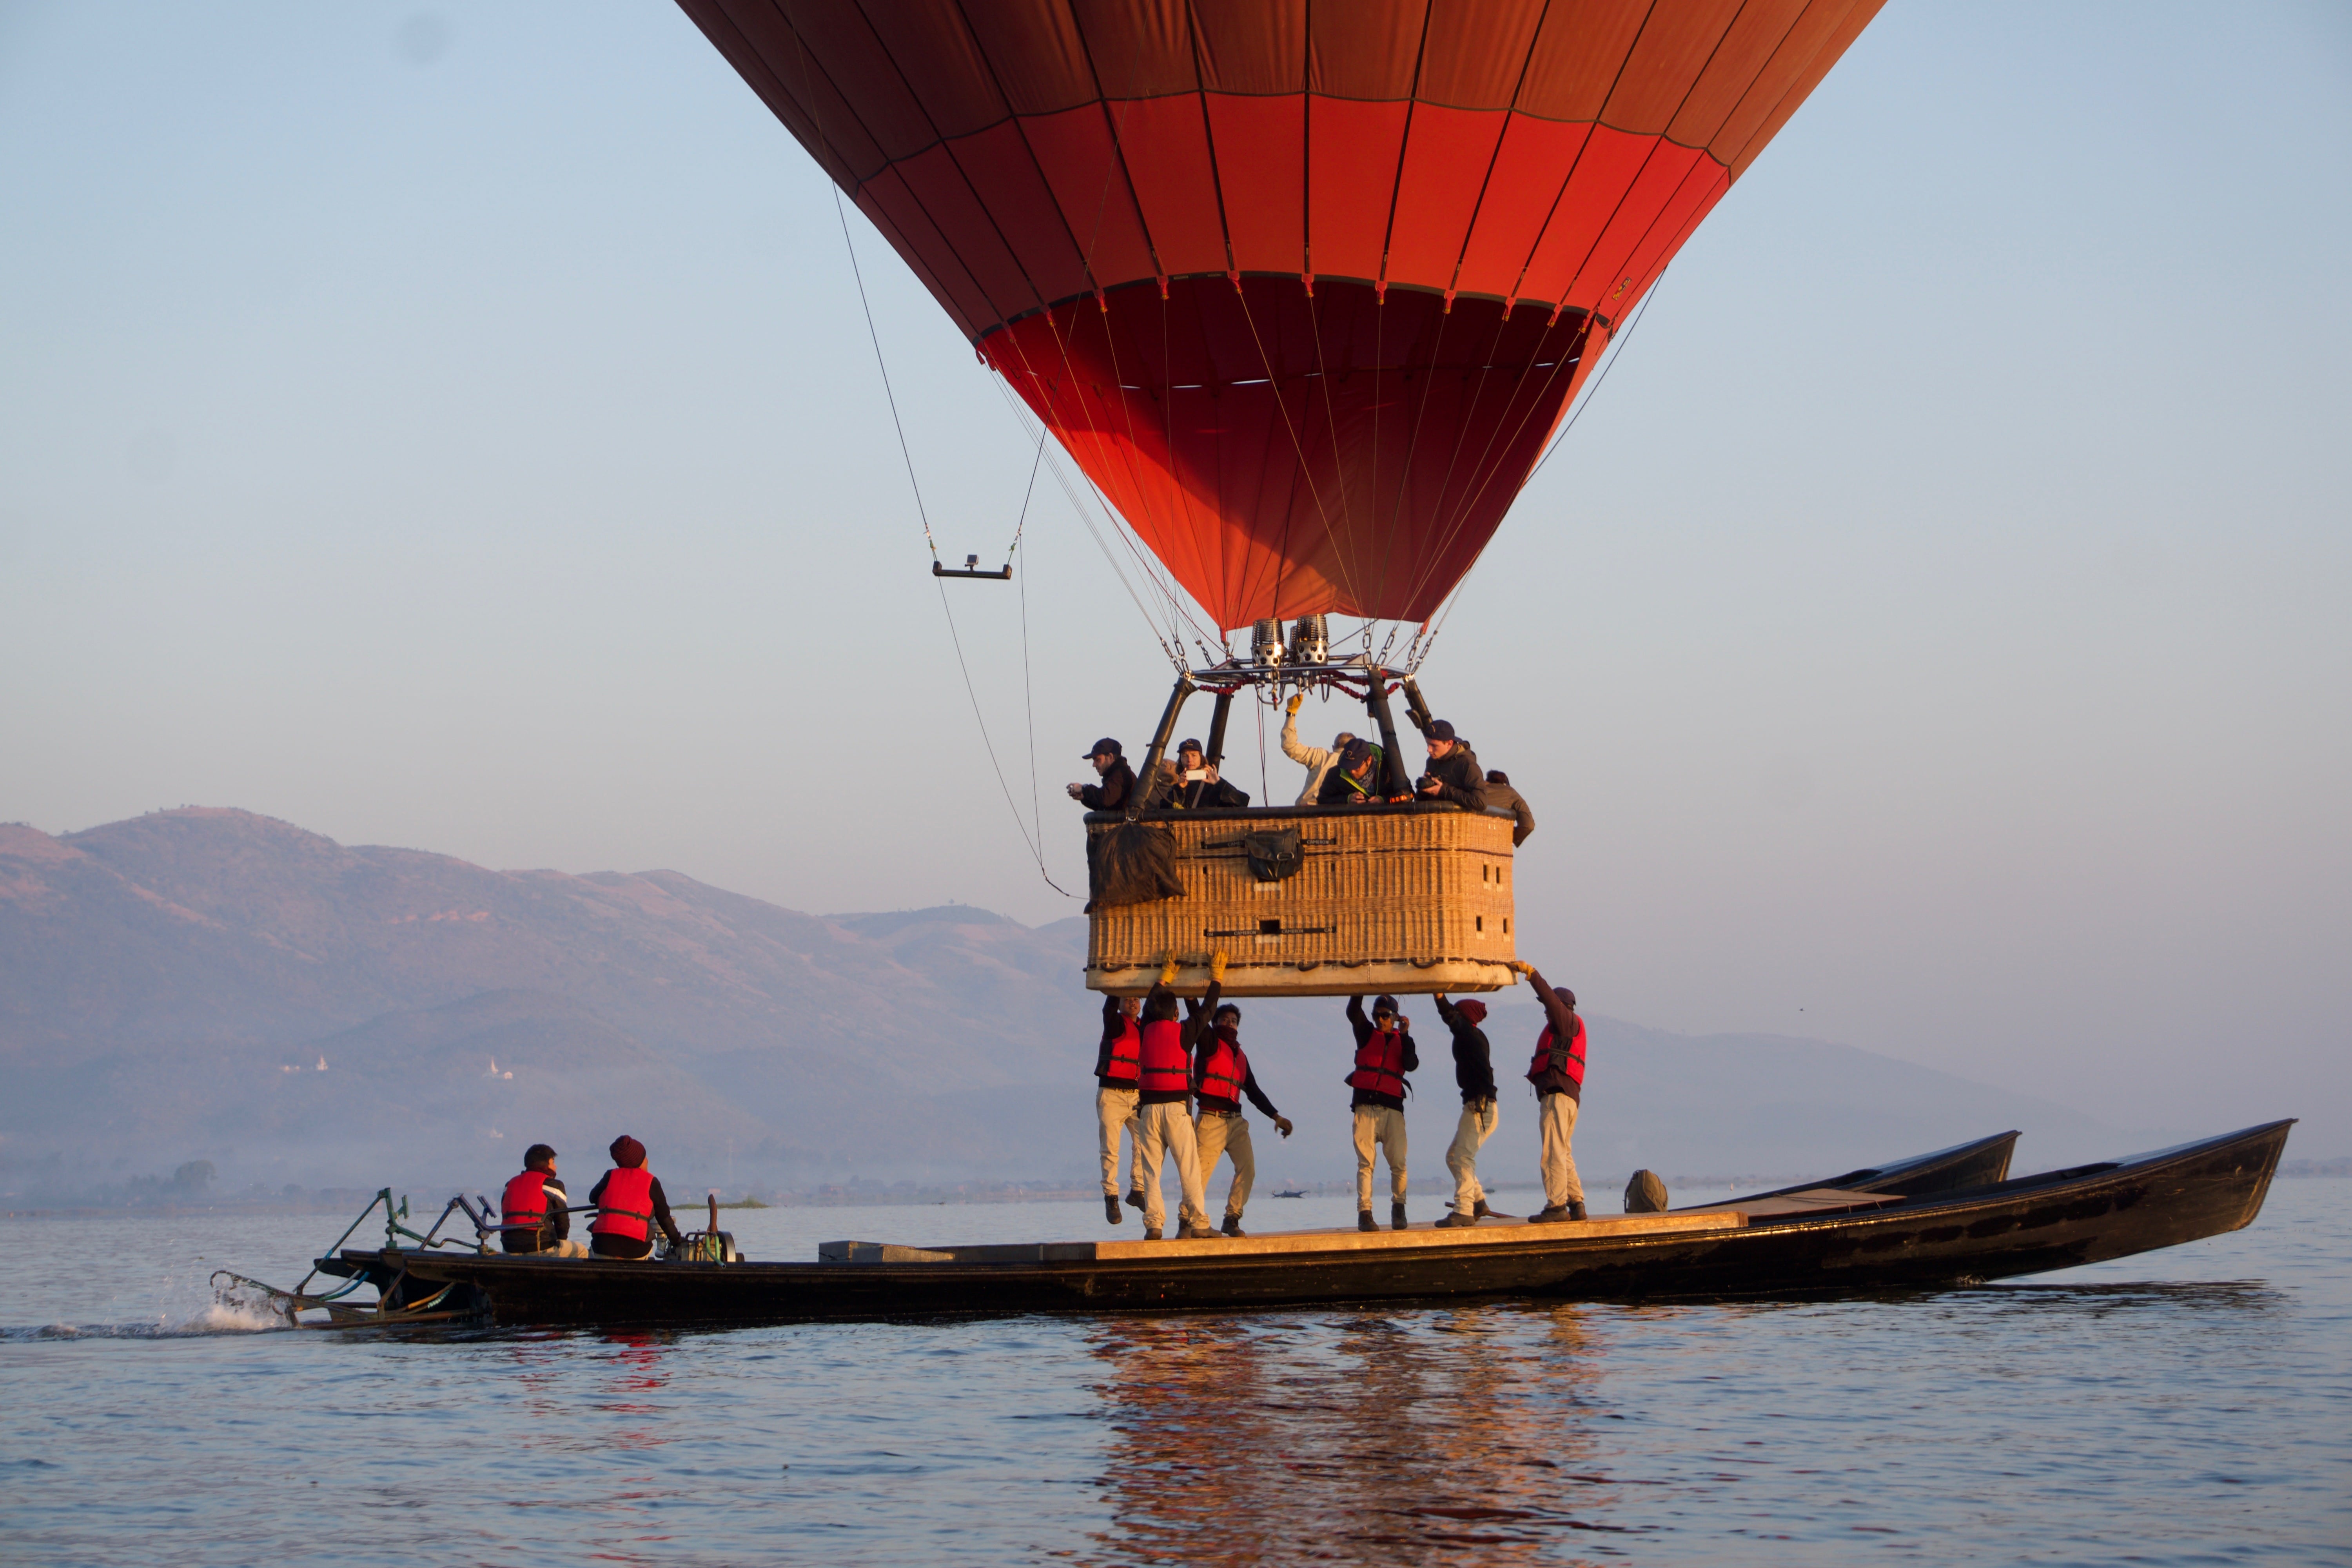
xmin=1431 ymin=994 xmax=1500 ymax=1228
xmin=1345 ymin=993 xmax=1419 ymax=1230
xmin=1156 ymin=737 xmax=1250 ymax=810
xmin=1483 ymin=769 xmax=1535 ymax=846
xmin=1414 ymin=720 xmax=1487 ymax=812
xmin=1069 ymin=739 xmax=1137 ymax=811
xmin=1316 ymin=737 xmax=1385 ymax=806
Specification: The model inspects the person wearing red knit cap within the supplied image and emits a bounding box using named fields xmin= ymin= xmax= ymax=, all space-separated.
xmin=587 ymin=1135 xmax=686 ymax=1259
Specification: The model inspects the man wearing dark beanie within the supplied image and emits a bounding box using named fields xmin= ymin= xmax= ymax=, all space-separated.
xmin=588 ymin=1134 xmax=686 ymax=1259
xmin=1431 ymin=994 xmax=1500 ymax=1227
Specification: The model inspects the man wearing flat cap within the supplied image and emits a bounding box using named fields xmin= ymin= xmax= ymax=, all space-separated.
xmin=1069 ymin=738 xmax=1137 ymax=812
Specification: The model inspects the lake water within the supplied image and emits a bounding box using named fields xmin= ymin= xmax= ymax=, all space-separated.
xmin=3 ymin=1183 xmax=2347 ymax=1565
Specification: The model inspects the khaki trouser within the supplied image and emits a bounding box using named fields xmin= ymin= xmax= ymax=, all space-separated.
xmin=1539 ymin=1092 xmax=1584 ymax=1209
xmin=1353 ymin=1104 xmax=1408 ymax=1210
xmin=1194 ymin=1110 xmax=1255 ymax=1218
xmin=1135 ymin=1099 xmax=1207 ymax=1231
xmin=1446 ymin=1099 xmax=1499 ymax=1214
xmin=1096 ymin=1084 xmax=1145 ymax=1197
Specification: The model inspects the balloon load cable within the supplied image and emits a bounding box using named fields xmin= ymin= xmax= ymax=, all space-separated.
xmin=830 ymin=182 xmax=1071 ymax=898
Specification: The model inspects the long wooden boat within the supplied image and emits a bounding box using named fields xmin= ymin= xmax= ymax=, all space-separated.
xmin=314 ymin=1121 xmax=2290 ymax=1328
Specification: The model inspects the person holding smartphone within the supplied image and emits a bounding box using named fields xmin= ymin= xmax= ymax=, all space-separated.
xmin=1160 ymin=738 xmax=1250 ymax=810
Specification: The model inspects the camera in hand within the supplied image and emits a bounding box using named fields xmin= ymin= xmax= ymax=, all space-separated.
xmin=1183 ymin=769 xmax=1209 ymax=783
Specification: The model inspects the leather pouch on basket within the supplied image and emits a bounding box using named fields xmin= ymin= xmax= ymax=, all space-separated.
xmin=1089 ymin=822 xmax=1185 ymax=911
xmin=1241 ymin=828 xmax=1303 ymax=883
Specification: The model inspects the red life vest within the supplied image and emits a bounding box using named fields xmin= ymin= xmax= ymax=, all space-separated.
xmin=1348 ymin=1028 xmax=1408 ymax=1100
xmin=502 ymin=1169 xmax=553 ymax=1231
xmin=1138 ymin=1017 xmax=1191 ymax=1094
xmin=1198 ymin=1033 xmax=1248 ymax=1108
xmin=1102 ymin=1016 xmax=1142 ymax=1085
xmin=590 ymin=1166 xmax=655 ymax=1241
xmin=1528 ymin=1015 xmax=1587 ymax=1094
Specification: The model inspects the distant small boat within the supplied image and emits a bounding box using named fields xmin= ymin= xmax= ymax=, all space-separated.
xmin=301 ymin=1121 xmax=2292 ymax=1328
xmin=1271 ymin=1188 xmax=1308 ymax=1199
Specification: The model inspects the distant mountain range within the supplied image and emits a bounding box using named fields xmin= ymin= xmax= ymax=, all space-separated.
xmin=0 ymin=809 xmax=2160 ymax=1204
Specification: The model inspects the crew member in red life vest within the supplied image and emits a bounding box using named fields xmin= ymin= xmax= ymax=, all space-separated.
xmin=500 ymin=1143 xmax=587 ymax=1256
xmin=1191 ymin=999 xmax=1294 ymax=1236
xmin=1345 ymin=994 xmax=1420 ymax=1232
xmin=1133 ymin=953 xmax=1220 ymax=1240
xmin=1515 ymin=962 xmax=1589 ymax=1222
xmin=1094 ymin=993 xmax=1147 ymax=1226
xmin=588 ymin=1134 xmax=686 ymax=1259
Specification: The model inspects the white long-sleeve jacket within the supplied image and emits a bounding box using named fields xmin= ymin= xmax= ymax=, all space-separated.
xmin=1279 ymin=711 xmax=1354 ymax=806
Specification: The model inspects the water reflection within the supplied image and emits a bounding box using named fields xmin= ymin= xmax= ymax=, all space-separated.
xmin=1085 ymin=1305 xmax=1631 ymax=1564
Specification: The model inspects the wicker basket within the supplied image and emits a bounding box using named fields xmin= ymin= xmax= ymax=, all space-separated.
xmin=1085 ymin=803 xmax=1517 ymax=997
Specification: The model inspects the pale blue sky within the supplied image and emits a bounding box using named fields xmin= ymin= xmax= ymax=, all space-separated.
xmin=2 ymin=3 xmax=2347 ymax=1147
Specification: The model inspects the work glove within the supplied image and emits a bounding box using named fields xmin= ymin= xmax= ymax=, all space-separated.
xmin=1510 ymin=961 xmax=1534 ymax=977
xmin=1209 ymin=951 xmax=1229 ymax=983
xmin=1158 ymin=955 xmax=1181 ymax=987
xmin=1286 ymin=693 xmax=1302 ymax=715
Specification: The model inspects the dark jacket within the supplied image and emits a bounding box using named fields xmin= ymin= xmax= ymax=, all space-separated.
xmin=1433 ymin=996 xmax=1497 ymax=1103
xmin=1094 ymin=994 xmax=1141 ymax=1086
xmin=587 ymin=1169 xmax=686 ymax=1257
xmin=1525 ymin=965 xmax=1584 ymax=1102
xmin=1317 ymin=751 xmax=1384 ymax=806
xmin=1079 ymin=758 xmax=1137 ymax=812
xmin=1192 ymin=1024 xmax=1281 ymax=1118
xmin=1420 ymin=744 xmax=1487 ymax=811
xmin=1484 ymin=780 xmax=1535 ymax=846
xmin=1157 ymin=772 xmax=1250 ymax=810
xmin=1344 ymin=995 xmax=1419 ymax=1111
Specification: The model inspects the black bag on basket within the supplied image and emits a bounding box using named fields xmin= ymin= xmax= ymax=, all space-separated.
xmin=1241 ymin=828 xmax=1304 ymax=883
xmin=1088 ymin=822 xmax=1185 ymax=911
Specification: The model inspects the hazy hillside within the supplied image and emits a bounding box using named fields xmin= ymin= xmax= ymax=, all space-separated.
xmin=1 ymin=809 xmax=2165 ymax=1204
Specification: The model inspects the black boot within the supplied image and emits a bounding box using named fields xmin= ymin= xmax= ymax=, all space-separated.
xmin=1221 ymin=1213 xmax=1245 ymax=1237
xmin=1568 ymin=1201 xmax=1588 ymax=1222
xmin=1357 ymin=1210 xmax=1378 ymax=1233
xmin=1436 ymin=1210 xmax=1477 ymax=1228
xmin=1472 ymin=1199 xmax=1492 ymax=1219
xmin=1391 ymin=1202 xmax=1409 ymax=1231
xmin=1143 ymin=1227 xmax=1163 ymax=1241
xmin=1104 ymin=1194 xmax=1123 ymax=1225
xmin=1123 ymin=1189 xmax=1144 ymax=1210
xmin=1530 ymin=1204 xmax=1570 ymax=1223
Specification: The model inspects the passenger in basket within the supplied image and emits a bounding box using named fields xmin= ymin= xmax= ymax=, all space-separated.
xmin=1134 ymin=955 xmax=1220 ymax=1240
xmin=1430 ymin=997 xmax=1499 ymax=1228
xmin=500 ymin=1143 xmax=588 ymax=1256
xmin=1414 ymin=720 xmax=1487 ymax=812
xmin=588 ymin=1135 xmax=687 ymax=1259
xmin=1161 ymin=738 xmax=1250 ymax=810
xmin=1316 ymin=737 xmax=1386 ymax=806
xmin=1094 ymin=993 xmax=1147 ymax=1225
xmin=1345 ymin=994 xmax=1419 ymax=1231
xmin=1068 ymin=737 xmax=1137 ymax=811
xmin=1191 ymin=997 xmax=1294 ymax=1236
xmin=1279 ymin=692 xmax=1356 ymax=807
xmin=1483 ymin=769 xmax=1535 ymax=846
xmin=1515 ymin=962 xmax=1589 ymax=1222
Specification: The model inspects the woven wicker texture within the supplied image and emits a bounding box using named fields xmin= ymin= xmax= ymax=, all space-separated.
xmin=1086 ymin=806 xmax=1516 ymax=997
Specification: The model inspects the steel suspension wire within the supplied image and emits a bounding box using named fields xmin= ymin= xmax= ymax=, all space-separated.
xmin=1527 ymin=270 xmax=1668 ymax=484
xmin=826 ymin=174 xmax=1071 ymax=895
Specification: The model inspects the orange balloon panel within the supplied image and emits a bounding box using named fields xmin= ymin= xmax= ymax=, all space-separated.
xmin=677 ymin=0 xmax=1884 ymax=628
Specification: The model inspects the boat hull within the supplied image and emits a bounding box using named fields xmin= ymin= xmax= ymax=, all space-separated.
xmin=326 ymin=1121 xmax=2289 ymax=1329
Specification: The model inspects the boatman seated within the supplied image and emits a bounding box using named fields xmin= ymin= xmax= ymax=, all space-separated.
xmin=501 ymin=1143 xmax=588 ymax=1257
xmin=588 ymin=1135 xmax=687 ymax=1259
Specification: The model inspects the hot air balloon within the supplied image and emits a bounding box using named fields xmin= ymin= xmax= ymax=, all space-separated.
xmin=675 ymin=0 xmax=1883 ymax=996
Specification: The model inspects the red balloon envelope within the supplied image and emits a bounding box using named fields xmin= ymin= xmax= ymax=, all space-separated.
xmin=677 ymin=0 xmax=1884 ymax=631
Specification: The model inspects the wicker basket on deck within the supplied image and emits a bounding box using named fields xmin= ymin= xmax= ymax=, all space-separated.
xmin=1084 ymin=803 xmax=1517 ymax=998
